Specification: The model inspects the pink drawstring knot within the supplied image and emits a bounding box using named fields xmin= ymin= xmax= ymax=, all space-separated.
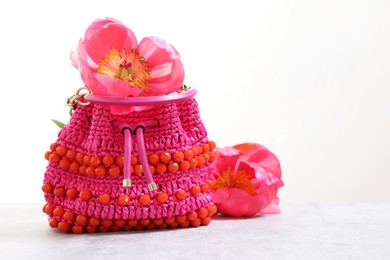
xmin=114 ymin=120 xmax=159 ymax=191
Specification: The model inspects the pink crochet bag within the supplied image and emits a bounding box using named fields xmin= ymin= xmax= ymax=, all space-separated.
xmin=42 ymin=87 xmax=217 ymax=233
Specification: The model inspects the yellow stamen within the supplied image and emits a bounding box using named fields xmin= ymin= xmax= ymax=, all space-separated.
xmin=97 ymin=48 xmax=150 ymax=91
xmin=212 ymin=167 xmax=255 ymax=195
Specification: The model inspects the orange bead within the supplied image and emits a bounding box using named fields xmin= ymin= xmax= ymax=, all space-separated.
xmin=175 ymin=214 xmax=186 ymax=224
xmin=114 ymin=220 xmax=126 ymax=228
xmin=168 ymin=222 xmax=179 ymax=229
xmin=190 ymin=218 xmax=201 ymax=227
xmin=66 ymin=150 xmax=77 ymax=160
xmin=156 ymin=192 xmax=168 ymax=204
xmin=90 ymin=156 xmax=101 ymax=167
xmin=203 ymin=153 xmax=210 ymax=163
xmin=44 ymin=151 xmax=51 ymax=160
xmin=179 ymin=220 xmax=190 ymax=228
xmin=95 ymin=166 xmax=107 ymax=177
xmin=148 ymin=154 xmax=159 ymax=165
xmin=126 ymin=219 xmax=138 ymax=227
xmin=139 ymin=219 xmax=151 ymax=227
xmin=175 ymin=190 xmax=186 ymax=200
xmin=49 ymin=143 xmax=58 ymax=152
xmin=79 ymin=189 xmax=92 ymax=201
xmin=190 ymin=186 xmax=201 ymax=196
xmin=54 ymin=187 xmax=66 ymax=197
xmin=86 ymin=226 xmax=97 ymax=233
xmin=131 ymin=156 xmax=138 ymax=166
xmin=133 ymin=224 xmax=144 ymax=231
xmin=197 ymin=155 xmax=206 ymax=166
xmin=75 ymin=152 xmax=85 ymax=163
xmin=83 ymin=155 xmax=91 ymax=165
xmin=133 ymin=164 xmax=143 ymax=175
xmin=49 ymin=218 xmax=59 ymax=228
xmin=98 ymin=225 xmax=109 ymax=232
xmin=208 ymin=141 xmax=216 ymax=150
xmin=41 ymin=183 xmax=53 ymax=193
xmin=197 ymin=208 xmax=208 ymax=219
xmin=146 ymin=223 xmax=156 ymax=230
xmin=57 ymin=221 xmax=70 ymax=232
xmin=201 ymin=216 xmax=211 ymax=226
xmin=63 ymin=211 xmax=75 ymax=221
xmin=118 ymin=195 xmax=130 ymax=206
xmin=173 ymin=152 xmax=184 ymax=163
xmin=122 ymin=225 xmax=133 ymax=231
xmin=184 ymin=149 xmax=194 ymax=161
xmin=76 ymin=214 xmax=88 ymax=226
xmin=85 ymin=166 xmax=96 ymax=176
xmin=152 ymin=218 xmax=164 ymax=226
xmin=69 ymin=161 xmax=80 ymax=172
xmin=110 ymin=225 xmax=121 ymax=232
xmin=88 ymin=217 xmax=100 ymax=227
xmin=187 ymin=211 xmax=198 ymax=221
xmin=109 ymin=166 xmax=121 ymax=177
xmin=115 ymin=156 xmax=124 ymax=166
xmin=48 ymin=153 xmax=61 ymax=164
xmin=159 ymin=152 xmax=172 ymax=164
xmin=101 ymin=219 xmax=113 ymax=228
xmin=179 ymin=160 xmax=190 ymax=171
xmin=209 ymin=150 xmax=217 ymax=161
xmin=56 ymin=146 xmax=68 ymax=156
xmin=102 ymin=155 xmax=114 ymax=167
xmin=168 ymin=162 xmax=179 ymax=173
xmin=202 ymin=143 xmax=210 ymax=153
xmin=157 ymin=223 xmax=167 ymax=229
xmin=156 ymin=163 xmax=167 ymax=174
xmin=138 ymin=194 xmax=151 ymax=206
xmin=190 ymin=158 xmax=198 ymax=169
xmin=98 ymin=193 xmax=110 ymax=204
xmin=79 ymin=165 xmax=87 ymax=174
xmin=72 ymin=225 xmax=84 ymax=234
xmin=192 ymin=147 xmax=199 ymax=156
xmin=149 ymin=165 xmax=156 ymax=174
xmin=207 ymin=204 xmax=218 ymax=216
xmin=164 ymin=217 xmax=175 ymax=225
xmin=201 ymin=183 xmax=210 ymax=193
xmin=43 ymin=204 xmax=55 ymax=214
xmin=53 ymin=207 xmax=65 ymax=217
xmin=59 ymin=158 xmax=70 ymax=169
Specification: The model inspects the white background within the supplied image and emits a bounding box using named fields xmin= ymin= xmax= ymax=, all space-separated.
xmin=0 ymin=0 xmax=389 ymax=204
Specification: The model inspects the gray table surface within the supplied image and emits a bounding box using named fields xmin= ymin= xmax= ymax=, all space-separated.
xmin=0 ymin=203 xmax=389 ymax=260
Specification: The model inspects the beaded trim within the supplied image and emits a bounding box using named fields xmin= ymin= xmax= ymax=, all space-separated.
xmin=43 ymin=203 xmax=217 ymax=233
xmin=44 ymin=141 xmax=216 ymax=177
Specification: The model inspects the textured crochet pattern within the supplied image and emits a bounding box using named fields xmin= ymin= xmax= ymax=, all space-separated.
xmin=42 ymin=98 xmax=217 ymax=233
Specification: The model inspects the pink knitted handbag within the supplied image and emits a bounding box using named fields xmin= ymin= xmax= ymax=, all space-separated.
xmin=42 ymin=87 xmax=217 ymax=233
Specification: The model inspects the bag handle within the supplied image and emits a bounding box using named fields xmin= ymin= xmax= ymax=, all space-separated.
xmin=84 ymin=88 xmax=197 ymax=106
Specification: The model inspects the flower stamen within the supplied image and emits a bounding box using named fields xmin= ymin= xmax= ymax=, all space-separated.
xmin=212 ymin=167 xmax=255 ymax=195
xmin=98 ymin=49 xmax=150 ymax=91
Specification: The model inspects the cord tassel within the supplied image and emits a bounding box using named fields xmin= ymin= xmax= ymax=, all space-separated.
xmin=135 ymin=126 xmax=157 ymax=191
xmin=121 ymin=126 xmax=132 ymax=188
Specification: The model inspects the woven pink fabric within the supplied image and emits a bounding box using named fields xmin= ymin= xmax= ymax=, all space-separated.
xmin=42 ymin=98 xmax=216 ymax=232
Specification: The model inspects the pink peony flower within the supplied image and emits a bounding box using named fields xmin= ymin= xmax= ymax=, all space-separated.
xmin=70 ymin=18 xmax=185 ymax=114
xmin=212 ymin=143 xmax=284 ymax=217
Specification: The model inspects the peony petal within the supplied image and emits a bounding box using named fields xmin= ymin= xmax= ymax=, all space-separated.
xmin=84 ymin=19 xmax=138 ymax=63
xmin=259 ymin=197 xmax=281 ymax=214
xmin=212 ymin=188 xmax=264 ymax=217
xmin=145 ymin=59 xmax=184 ymax=95
xmin=137 ymin=36 xmax=179 ymax=67
xmin=93 ymin=73 xmax=142 ymax=97
xmin=214 ymin=146 xmax=243 ymax=174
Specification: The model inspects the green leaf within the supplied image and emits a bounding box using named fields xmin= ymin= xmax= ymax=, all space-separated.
xmin=51 ymin=119 xmax=65 ymax=129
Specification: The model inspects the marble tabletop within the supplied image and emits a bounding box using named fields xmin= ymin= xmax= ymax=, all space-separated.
xmin=0 ymin=203 xmax=389 ymax=260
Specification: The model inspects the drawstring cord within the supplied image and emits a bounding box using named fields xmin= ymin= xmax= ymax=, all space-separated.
xmin=114 ymin=120 xmax=158 ymax=192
